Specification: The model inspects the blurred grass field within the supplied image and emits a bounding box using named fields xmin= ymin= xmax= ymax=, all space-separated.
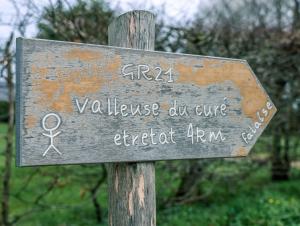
xmin=0 ymin=122 xmax=300 ymax=226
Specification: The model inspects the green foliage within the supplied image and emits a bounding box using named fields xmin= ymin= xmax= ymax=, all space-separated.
xmin=0 ymin=123 xmax=7 ymax=151
xmin=37 ymin=0 xmax=115 ymax=44
xmin=36 ymin=0 xmax=172 ymax=51
xmin=157 ymin=167 xmax=300 ymax=226
xmin=9 ymin=164 xmax=109 ymax=226
xmin=0 ymin=101 xmax=9 ymax=122
xmin=158 ymin=182 xmax=300 ymax=226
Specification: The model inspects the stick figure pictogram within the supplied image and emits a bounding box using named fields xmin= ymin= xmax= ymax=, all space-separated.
xmin=42 ymin=113 xmax=62 ymax=157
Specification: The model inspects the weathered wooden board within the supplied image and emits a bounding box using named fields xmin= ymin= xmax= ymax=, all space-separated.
xmin=16 ymin=37 xmax=276 ymax=166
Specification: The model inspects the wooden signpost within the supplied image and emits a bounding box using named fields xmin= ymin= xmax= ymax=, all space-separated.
xmin=16 ymin=10 xmax=276 ymax=226
xmin=16 ymin=37 xmax=276 ymax=166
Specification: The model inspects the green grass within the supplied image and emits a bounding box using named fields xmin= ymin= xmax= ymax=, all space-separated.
xmin=0 ymin=123 xmax=7 ymax=151
xmin=0 ymin=123 xmax=300 ymax=225
xmin=157 ymin=167 xmax=300 ymax=226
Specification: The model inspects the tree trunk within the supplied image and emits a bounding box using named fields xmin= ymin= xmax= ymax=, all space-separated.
xmin=1 ymin=33 xmax=14 ymax=226
xmin=271 ymin=130 xmax=290 ymax=181
xmin=293 ymin=0 xmax=300 ymax=31
xmin=175 ymin=160 xmax=203 ymax=199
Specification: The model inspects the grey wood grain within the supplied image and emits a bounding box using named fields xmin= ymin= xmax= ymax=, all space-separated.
xmin=15 ymin=17 xmax=276 ymax=167
xmin=107 ymin=11 xmax=156 ymax=226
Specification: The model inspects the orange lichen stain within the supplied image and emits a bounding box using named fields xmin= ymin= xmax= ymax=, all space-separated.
xmin=25 ymin=115 xmax=38 ymax=129
xmin=158 ymin=58 xmax=172 ymax=69
xmin=31 ymin=65 xmax=49 ymax=79
xmin=64 ymin=48 xmax=102 ymax=61
xmin=105 ymin=55 xmax=122 ymax=81
xmin=32 ymin=67 xmax=107 ymax=113
xmin=31 ymin=48 xmax=124 ymax=113
xmin=233 ymin=147 xmax=248 ymax=157
xmin=160 ymin=102 xmax=169 ymax=111
xmin=175 ymin=58 xmax=273 ymax=122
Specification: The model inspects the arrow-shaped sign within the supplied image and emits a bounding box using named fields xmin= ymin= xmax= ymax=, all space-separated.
xmin=16 ymin=38 xmax=276 ymax=166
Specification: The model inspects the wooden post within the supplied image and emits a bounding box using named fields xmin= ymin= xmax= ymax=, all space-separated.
xmin=107 ymin=11 xmax=156 ymax=226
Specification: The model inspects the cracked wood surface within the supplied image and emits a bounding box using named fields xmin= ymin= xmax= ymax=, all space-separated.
xmin=15 ymin=13 xmax=276 ymax=166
